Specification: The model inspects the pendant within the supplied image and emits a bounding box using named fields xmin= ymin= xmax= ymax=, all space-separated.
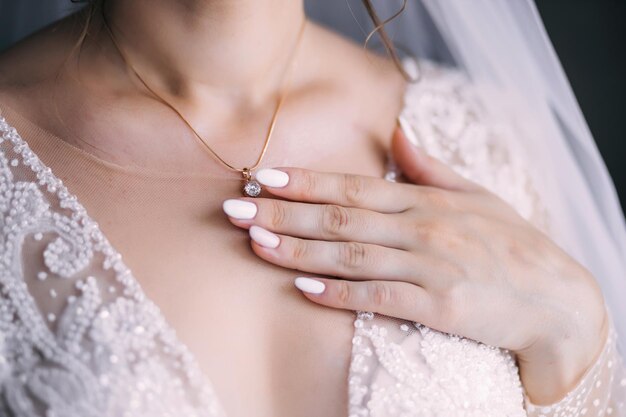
xmin=242 ymin=168 xmax=262 ymax=197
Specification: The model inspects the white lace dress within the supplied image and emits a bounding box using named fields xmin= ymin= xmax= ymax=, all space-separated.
xmin=0 ymin=60 xmax=624 ymax=417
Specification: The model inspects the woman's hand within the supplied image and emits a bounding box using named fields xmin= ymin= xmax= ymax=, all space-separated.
xmin=222 ymin=124 xmax=608 ymax=404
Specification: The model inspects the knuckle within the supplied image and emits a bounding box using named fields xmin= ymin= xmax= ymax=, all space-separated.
xmin=321 ymin=204 xmax=350 ymax=237
xmin=292 ymin=239 xmax=309 ymax=261
xmin=414 ymin=219 xmax=447 ymax=246
xmin=423 ymin=188 xmax=454 ymax=210
xmin=445 ymin=224 xmax=472 ymax=251
xmin=449 ymin=212 xmax=489 ymax=250
xmin=299 ymin=171 xmax=317 ymax=198
xmin=342 ymin=173 xmax=366 ymax=205
xmin=337 ymin=281 xmax=352 ymax=305
xmin=367 ymin=282 xmax=392 ymax=307
xmin=269 ymin=200 xmax=289 ymax=229
xmin=339 ymin=242 xmax=367 ymax=271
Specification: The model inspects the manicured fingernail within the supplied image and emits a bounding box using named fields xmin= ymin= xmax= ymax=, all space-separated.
xmin=223 ymin=199 xmax=257 ymax=219
xmin=249 ymin=225 xmax=280 ymax=248
xmin=256 ymin=168 xmax=289 ymax=187
xmin=294 ymin=277 xmax=325 ymax=294
xmin=397 ymin=115 xmax=421 ymax=147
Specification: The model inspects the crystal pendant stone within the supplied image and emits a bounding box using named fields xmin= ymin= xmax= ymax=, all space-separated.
xmin=243 ymin=179 xmax=262 ymax=197
xmin=241 ymin=168 xmax=262 ymax=197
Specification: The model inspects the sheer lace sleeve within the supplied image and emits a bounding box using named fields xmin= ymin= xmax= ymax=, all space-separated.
xmin=392 ymin=58 xmax=626 ymax=416
xmin=524 ymin=318 xmax=626 ymax=417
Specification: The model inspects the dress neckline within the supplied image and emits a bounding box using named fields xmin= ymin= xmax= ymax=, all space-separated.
xmin=0 ymin=110 xmax=233 ymax=415
xmin=0 ymin=66 xmax=412 ymax=415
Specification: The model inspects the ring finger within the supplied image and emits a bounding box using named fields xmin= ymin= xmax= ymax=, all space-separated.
xmin=248 ymin=225 xmax=428 ymax=284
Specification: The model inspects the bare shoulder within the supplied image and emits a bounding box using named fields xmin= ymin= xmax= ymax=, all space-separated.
xmin=307 ymin=20 xmax=406 ymax=97
xmin=306 ymin=21 xmax=408 ymax=148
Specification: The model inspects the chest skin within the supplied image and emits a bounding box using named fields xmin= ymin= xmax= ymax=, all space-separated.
xmin=0 ymin=48 xmax=406 ymax=417
xmin=0 ymin=12 xmax=407 ymax=415
xmin=17 ymin=105 xmax=398 ymax=417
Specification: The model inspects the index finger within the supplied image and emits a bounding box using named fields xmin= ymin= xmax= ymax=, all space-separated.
xmin=254 ymin=167 xmax=417 ymax=213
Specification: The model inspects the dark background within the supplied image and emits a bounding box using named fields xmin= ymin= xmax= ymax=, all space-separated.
xmin=1 ymin=0 xmax=624 ymax=209
xmin=535 ymin=0 xmax=626 ymax=211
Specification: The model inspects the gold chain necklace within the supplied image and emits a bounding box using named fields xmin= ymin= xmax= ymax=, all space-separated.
xmin=101 ymin=11 xmax=306 ymax=197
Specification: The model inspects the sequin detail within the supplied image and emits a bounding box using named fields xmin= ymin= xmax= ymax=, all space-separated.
xmin=0 ymin=118 xmax=226 ymax=416
xmin=0 ymin=58 xmax=624 ymax=417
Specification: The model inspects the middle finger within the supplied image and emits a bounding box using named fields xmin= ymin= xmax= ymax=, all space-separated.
xmin=223 ymin=197 xmax=412 ymax=249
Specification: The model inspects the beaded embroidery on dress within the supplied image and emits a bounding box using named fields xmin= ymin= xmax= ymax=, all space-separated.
xmin=0 ymin=121 xmax=226 ymax=416
xmin=350 ymin=60 xmax=626 ymax=417
xmin=0 ymin=59 xmax=624 ymax=417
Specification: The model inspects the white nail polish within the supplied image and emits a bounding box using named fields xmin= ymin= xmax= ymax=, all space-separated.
xmin=398 ymin=115 xmax=421 ymax=147
xmin=249 ymin=225 xmax=280 ymax=248
xmin=223 ymin=199 xmax=257 ymax=219
xmin=256 ymin=168 xmax=289 ymax=188
xmin=294 ymin=277 xmax=325 ymax=294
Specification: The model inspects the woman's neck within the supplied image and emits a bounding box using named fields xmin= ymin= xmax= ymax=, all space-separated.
xmin=100 ymin=0 xmax=306 ymax=105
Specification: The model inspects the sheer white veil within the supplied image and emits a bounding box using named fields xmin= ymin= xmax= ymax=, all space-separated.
xmin=306 ymin=0 xmax=626 ymax=345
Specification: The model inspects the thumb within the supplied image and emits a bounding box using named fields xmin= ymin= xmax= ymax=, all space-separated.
xmin=392 ymin=116 xmax=482 ymax=192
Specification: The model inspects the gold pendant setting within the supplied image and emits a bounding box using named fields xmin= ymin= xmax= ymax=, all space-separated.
xmin=242 ymin=168 xmax=262 ymax=197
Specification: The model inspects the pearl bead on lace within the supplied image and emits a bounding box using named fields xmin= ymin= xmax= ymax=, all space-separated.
xmin=0 ymin=59 xmax=624 ymax=417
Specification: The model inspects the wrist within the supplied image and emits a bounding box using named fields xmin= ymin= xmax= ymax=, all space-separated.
xmin=517 ymin=266 xmax=609 ymax=404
